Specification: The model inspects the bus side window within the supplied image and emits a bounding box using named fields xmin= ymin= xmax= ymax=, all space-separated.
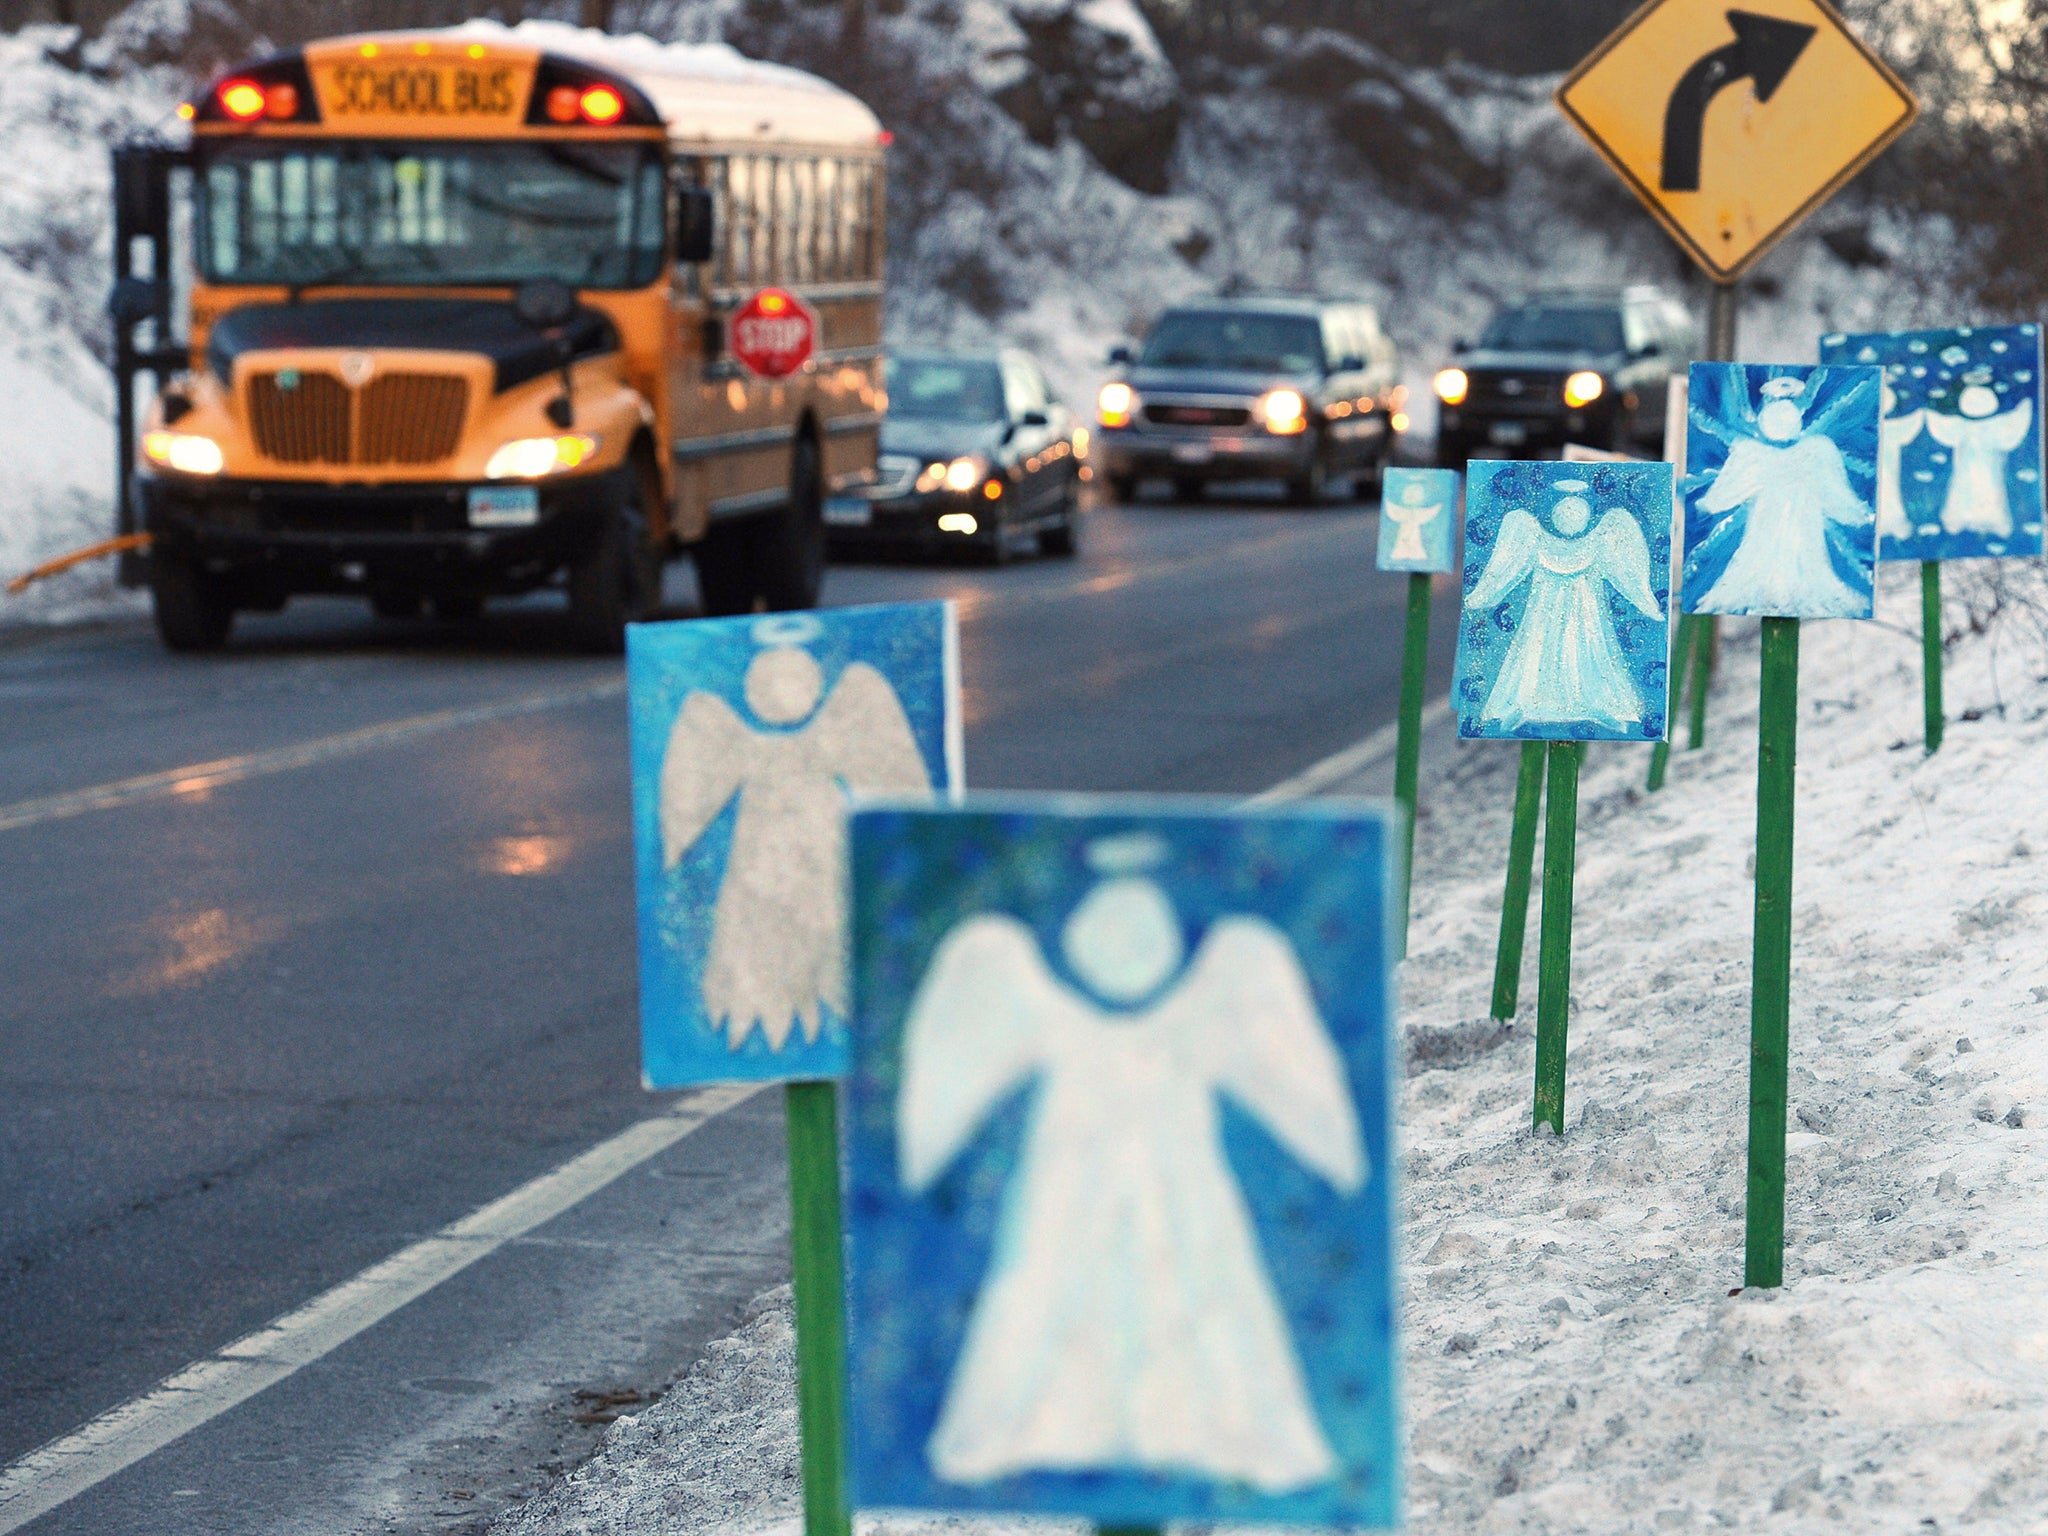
xmin=816 ymin=158 xmax=841 ymax=280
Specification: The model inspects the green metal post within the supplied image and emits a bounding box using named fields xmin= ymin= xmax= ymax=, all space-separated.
xmin=786 ymin=1082 xmax=851 ymax=1536
xmin=1490 ymin=740 xmax=1545 ymax=1019
xmin=1647 ymin=613 xmax=1700 ymax=791
xmin=1922 ymin=561 xmax=1944 ymax=754
xmin=1392 ymin=570 xmax=1432 ymax=959
xmin=1532 ymin=740 xmax=1580 ymax=1135
xmin=1745 ymin=618 xmax=1799 ymax=1289
xmin=1689 ymin=615 xmax=1715 ymax=749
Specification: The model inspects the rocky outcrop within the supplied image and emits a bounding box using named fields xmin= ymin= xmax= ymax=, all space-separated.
xmin=1267 ymin=28 xmax=1504 ymax=205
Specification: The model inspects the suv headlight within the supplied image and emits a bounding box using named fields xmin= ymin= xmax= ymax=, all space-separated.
xmin=1563 ymin=371 xmax=1606 ymax=408
xmin=1097 ymin=381 xmax=1137 ymax=428
xmin=142 ymin=430 xmax=225 ymax=475
xmin=1434 ymin=368 xmax=1469 ymax=406
xmin=485 ymin=434 xmax=599 ymax=479
xmin=1256 ymin=388 xmax=1309 ymax=435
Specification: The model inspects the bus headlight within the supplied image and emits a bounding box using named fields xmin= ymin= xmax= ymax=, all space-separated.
xmin=485 ymin=434 xmax=599 ymax=479
xmin=142 ymin=430 xmax=225 ymax=476
xmin=1257 ymin=388 xmax=1309 ymax=435
xmin=1434 ymin=368 xmax=1469 ymax=406
xmin=1097 ymin=382 xmax=1137 ymax=428
xmin=1563 ymin=371 xmax=1606 ymax=408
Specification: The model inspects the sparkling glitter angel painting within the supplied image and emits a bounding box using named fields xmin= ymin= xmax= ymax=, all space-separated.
xmin=1681 ymin=363 xmax=1880 ymax=618
xmin=627 ymin=602 xmax=960 ymax=1085
xmin=845 ymin=804 xmax=1399 ymax=1530
xmin=1454 ymin=460 xmax=1673 ymax=742
xmin=1819 ymin=324 xmax=2044 ymax=562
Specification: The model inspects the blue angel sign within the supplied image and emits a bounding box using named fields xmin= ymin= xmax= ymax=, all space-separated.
xmin=627 ymin=601 xmax=961 ymax=1086
xmin=844 ymin=798 xmax=1401 ymax=1529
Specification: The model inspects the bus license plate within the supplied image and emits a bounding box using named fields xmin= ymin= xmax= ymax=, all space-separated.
xmin=1488 ymin=421 xmax=1529 ymax=446
xmin=468 ymin=486 xmax=539 ymax=528
xmin=824 ymin=497 xmax=872 ymax=528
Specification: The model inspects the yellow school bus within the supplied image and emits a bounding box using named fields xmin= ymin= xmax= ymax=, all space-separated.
xmin=111 ymin=22 xmax=885 ymax=650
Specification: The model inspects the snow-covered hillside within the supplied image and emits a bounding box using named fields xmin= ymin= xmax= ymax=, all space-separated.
xmin=0 ymin=1 xmax=1964 ymax=622
xmin=490 ymin=569 xmax=2048 ymax=1534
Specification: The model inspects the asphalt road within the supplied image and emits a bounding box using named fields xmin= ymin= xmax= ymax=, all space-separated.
xmin=0 ymin=486 xmax=1458 ymax=1534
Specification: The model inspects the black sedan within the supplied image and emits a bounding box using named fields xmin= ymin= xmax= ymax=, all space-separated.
xmin=825 ymin=351 xmax=1083 ymax=563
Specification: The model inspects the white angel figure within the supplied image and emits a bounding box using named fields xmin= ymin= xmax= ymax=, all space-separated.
xmin=1463 ymin=481 xmax=1661 ymax=734
xmin=1876 ymin=381 xmax=1924 ymax=544
xmin=1694 ymin=378 xmax=1873 ymax=616
xmin=897 ymin=837 xmax=1366 ymax=1494
xmin=660 ymin=620 xmax=930 ymax=1050
xmin=1384 ymin=478 xmax=1446 ymax=562
xmin=1925 ymin=381 xmax=2033 ymax=537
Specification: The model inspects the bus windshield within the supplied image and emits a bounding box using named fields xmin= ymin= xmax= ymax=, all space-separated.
xmin=196 ymin=140 xmax=667 ymax=289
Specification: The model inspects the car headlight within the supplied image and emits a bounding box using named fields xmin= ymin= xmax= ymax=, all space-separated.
xmin=1564 ymin=371 xmax=1606 ymax=408
xmin=1257 ymin=388 xmax=1309 ymax=435
xmin=1097 ymin=381 xmax=1137 ymax=428
xmin=943 ymin=455 xmax=986 ymax=493
xmin=142 ymin=430 xmax=225 ymax=476
xmin=485 ymin=434 xmax=599 ymax=479
xmin=1434 ymin=368 xmax=1469 ymax=406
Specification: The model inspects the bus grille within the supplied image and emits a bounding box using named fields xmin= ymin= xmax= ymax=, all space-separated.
xmin=246 ymin=371 xmax=470 ymax=467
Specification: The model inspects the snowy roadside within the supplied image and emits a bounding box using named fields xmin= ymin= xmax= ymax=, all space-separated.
xmin=495 ymin=574 xmax=2048 ymax=1535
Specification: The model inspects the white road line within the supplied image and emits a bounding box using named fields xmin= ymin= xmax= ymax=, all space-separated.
xmin=0 ymin=1083 xmax=758 ymax=1535
xmin=0 ymin=678 xmax=625 ymax=837
xmin=1252 ymin=696 xmax=1454 ymax=803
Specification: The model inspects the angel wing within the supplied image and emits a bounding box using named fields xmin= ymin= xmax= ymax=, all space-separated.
xmin=806 ymin=661 xmax=934 ymax=797
xmin=1591 ymin=508 xmax=1661 ymax=617
xmin=897 ymin=914 xmax=1075 ymax=1191
xmin=1992 ymin=396 xmax=2035 ymax=452
xmin=659 ymin=690 xmax=754 ymax=870
xmin=1881 ymin=407 xmax=1925 ymax=450
xmin=1464 ymin=507 xmax=1541 ymax=610
xmin=1787 ymin=433 xmax=1873 ymax=526
xmin=1698 ymin=437 xmax=1769 ymax=515
xmin=1168 ymin=916 xmax=1366 ymax=1194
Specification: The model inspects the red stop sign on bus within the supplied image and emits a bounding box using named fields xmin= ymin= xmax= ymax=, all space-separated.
xmin=730 ymin=287 xmax=817 ymax=379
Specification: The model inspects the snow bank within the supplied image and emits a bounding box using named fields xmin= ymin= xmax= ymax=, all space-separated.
xmin=0 ymin=26 xmax=173 ymax=625
xmin=494 ymin=580 xmax=2048 ymax=1533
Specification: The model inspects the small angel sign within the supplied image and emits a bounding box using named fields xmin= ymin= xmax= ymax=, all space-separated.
xmin=1818 ymin=324 xmax=2044 ymax=561
xmin=628 ymin=602 xmax=961 ymax=1086
xmin=1682 ymin=363 xmax=1881 ymax=618
xmin=1375 ymin=467 xmax=1459 ymax=573
xmin=1454 ymin=459 xmax=1673 ymax=741
xmin=844 ymin=800 xmax=1399 ymax=1530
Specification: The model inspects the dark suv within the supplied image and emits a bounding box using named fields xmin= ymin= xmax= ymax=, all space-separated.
xmin=1433 ymin=287 xmax=1697 ymax=464
xmin=1095 ymin=298 xmax=1404 ymax=504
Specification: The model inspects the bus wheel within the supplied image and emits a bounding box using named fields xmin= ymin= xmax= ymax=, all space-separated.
xmin=759 ymin=432 xmax=826 ymax=611
xmin=569 ymin=458 xmax=663 ymax=652
xmin=692 ymin=522 xmax=755 ymax=617
xmin=151 ymin=555 xmax=234 ymax=652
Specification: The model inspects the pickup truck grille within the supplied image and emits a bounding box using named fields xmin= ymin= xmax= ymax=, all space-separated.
xmin=247 ymin=371 xmax=470 ymax=466
xmin=1143 ymin=403 xmax=1251 ymax=428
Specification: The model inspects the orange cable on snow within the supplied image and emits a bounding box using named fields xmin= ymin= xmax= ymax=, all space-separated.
xmin=4 ymin=533 xmax=152 ymax=595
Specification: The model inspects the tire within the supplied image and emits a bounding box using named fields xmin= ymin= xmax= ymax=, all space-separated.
xmin=1037 ymin=478 xmax=1081 ymax=557
xmin=692 ymin=522 xmax=756 ymax=617
xmin=757 ymin=431 xmax=826 ymax=611
xmin=568 ymin=454 xmax=664 ymax=652
xmin=151 ymin=555 xmax=234 ymax=652
xmin=1285 ymin=438 xmax=1329 ymax=506
xmin=1436 ymin=435 xmax=1469 ymax=470
xmin=370 ymin=589 xmax=422 ymax=620
xmin=1105 ymin=471 xmax=1138 ymax=504
xmin=429 ymin=591 xmax=484 ymax=623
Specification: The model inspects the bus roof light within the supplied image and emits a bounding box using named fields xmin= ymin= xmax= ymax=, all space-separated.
xmin=579 ymin=85 xmax=625 ymax=124
xmin=264 ymin=83 xmax=299 ymax=119
xmin=219 ymin=79 xmax=266 ymax=120
xmin=545 ymin=85 xmax=581 ymax=124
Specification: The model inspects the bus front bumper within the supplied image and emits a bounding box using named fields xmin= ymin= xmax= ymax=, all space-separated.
xmin=139 ymin=468 xmax=631 ymax=596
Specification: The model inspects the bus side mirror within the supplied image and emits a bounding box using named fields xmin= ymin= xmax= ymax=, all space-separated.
xmin=702 ymin=313 xmax=725 ymax=361
xmin=1107 ymin=344 xmax=1134 ymax=366
xmin=675 ymin=186 xmax=716 ymax=265
xmin=108 ymin=276 xmax=163 ymax=329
